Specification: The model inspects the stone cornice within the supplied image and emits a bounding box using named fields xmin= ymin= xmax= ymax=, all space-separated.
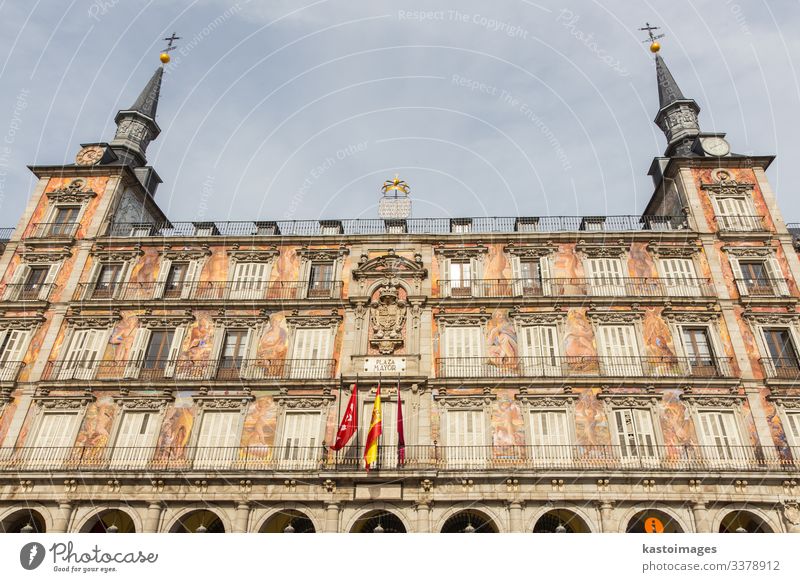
xmin=161 ymin=246 xmax=212 ymax=261
xmin=16 ymin=246 xmax=73 ymax=262
xmin=576 ymin=239 xmax=628 ymax=258
xmin=503 ymin=243 xmax=557 ymax=258
xmin=434 ymin=244 xmax=489 ymax=259
xmin=680 ymin=389 xmax=745 ymax=407
xmin=90 ymin=245 xmax=144 ymax=262
xmin=647 ymin=241 xmax=700 ymax=258
xmin=297 ymin=246 xmax=349 ymax=261
xmin=0 ymin=314 xmax=46 ymax=330
xmin=509 ymin=310 xmax=565 ymax=325
xmin=194 ymin=393 xmax=254 ymax=410
xmin=226 ymin=246 xmax=279 ymax=262
xmin=586 ymin=308 xmax=644 ymax=323
xmin=136 ymin=311 xmax=195 ymax=329
xmin=597 ymin=389 xmax=661 ymax=406
xmin=723 ymin=245 xmax=774 ymax=258
xmin=515 ymin=387 xmax=579 ymax=407
xmin=352 ymin=250 xmax=427 ymax=280
xmin=434 ymin=310 xmax=492 ymax=327
xmin=434 ymin=387 xmax=496 ymax=408
xmin=65 ymin=310 xmax=121 ymax=329
xmin=662 ymin=308 xmax=721 ymax=323
xmin=742 ymin=310 xmax=800 ymax=324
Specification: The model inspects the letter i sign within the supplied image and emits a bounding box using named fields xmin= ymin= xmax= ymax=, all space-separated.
xmin=645 ymin=517 xmax=664 ymax=533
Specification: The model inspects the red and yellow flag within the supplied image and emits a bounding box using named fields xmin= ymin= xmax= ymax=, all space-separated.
xmin=364 ymin=384 xmax=382 ymax=469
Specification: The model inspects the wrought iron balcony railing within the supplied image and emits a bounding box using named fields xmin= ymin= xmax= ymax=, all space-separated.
xmin=29 ymin=222 xmax=80 ymax=239
xmin=438 ymin=277 xmax=715 ymax=299
xmin=0 ymin=444 xmax=792 ymax=473
xmin=72 ymin=280 xmax=343 ymax=301
xmin=1 ymin=283 xmax=57 ymax=302
xmin=435 ymin=355 xmax=734 ymax=379
xmin=735 ymin=277 xmax=789 ymax=297
xmin=0 ymin=361 xmax=25 ymax=382
xmin=761 ymin=357 xmax=800 ymax=380
xmin=104 ymin=215 xmax=688 ymax=238
xmin=42 ymin=358 xmax=337 ymax=382
xmin=716 ymin=215 xmax=769 ymax=233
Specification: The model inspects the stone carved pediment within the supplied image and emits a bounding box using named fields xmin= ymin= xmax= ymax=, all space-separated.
xmin=17 ymin=246 xmax=73 ymax=262
xmin=435 ymin=310 xmax=492 ymax=327
xmin=46 ymin=179 xmax=97 ymax=203
xmin=598 ymin=391 xmax=661 ymax=406
xmin=504 ymin=244 xmax=557 ymax=259
xmin=576 ymin=240 xmax=628 ymax=258
xmin=353 ymin=250 xmax=426 ymax=280
xmin=434 ymin=244 xmax=488 ymax=259
xmin=434 ymin=388 xmax=496 ymax=408
xmin=275 ymin=393 xmax=335 ymax=408
xmin=662 ymin=308 xmax=720 ymax=323
xmin=0 ymin=315 xmax=46 ymax=330
xmin=137 ymin=311 xmax=195 ymax=329
xmin=195 ymin=394 xmax=254 ymax=410
xmin=516 ymin=388 xmax=578 ymax=407
xmin=297 ymin=247 xmax=349 ymax=262
xmin=510 ymin=311 xmax=565 ymax=325
xmin=742 ymin=311 xmax=800 ymax=324
xmin=65 ymin=311 xmax=121 ymax=329
xmin=647 ymin=242 xmax=700 ymax=258
xmin=227 ymin=246 xmax=279 ymax=262
xmin=724 ymin=246 xmax=774 ymax=258
xmin=587 ymin=309 xmax=644 ymax=323
xmin=161 ymin=246 xmax=212 ymax=261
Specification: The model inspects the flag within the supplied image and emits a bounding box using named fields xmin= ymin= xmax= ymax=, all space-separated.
xmin=397 ymin=384 xmax=405 ymax=465
xmin=331 ymin=385 xmax=358 ymax=451
xmin=364 ymin=384 xmax=382 ymax=469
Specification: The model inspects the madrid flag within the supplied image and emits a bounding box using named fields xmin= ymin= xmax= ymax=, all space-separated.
xmin=330 ymin=386 xmax=358 ymax=451
xmin=363 ymin=385 xmax=382 ymax=469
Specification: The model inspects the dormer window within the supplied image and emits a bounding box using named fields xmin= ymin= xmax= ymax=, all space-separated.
xmin=49 ymin=206 xmax=80 ymax=237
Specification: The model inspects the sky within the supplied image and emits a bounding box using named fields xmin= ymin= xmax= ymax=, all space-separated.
xmin=0 ymin=0 xmax=798 ymax=225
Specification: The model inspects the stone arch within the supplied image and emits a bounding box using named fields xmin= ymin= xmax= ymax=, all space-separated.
xmin=625 ymin=508 xmax=686 ymax=533
xmin=531 ymin=508 xmax=593 ymax=533
xmin=165 ymin=506 xmax=230 ymax=533
xmin=715 ymin=507 xmax=777 ymax=533
xmin=343 ymin=503 xmax=411 ymax=533
xmin=77 ymin=508 xmax=138 ymax=533
xmin=258 ymin=508 xmax=318 ymax=533
xmin=439 ymin=508 xmax=500 ymax=533
xmin=350 ymin=509 xmax=407 ymax=533
xmin=0 ymin=506 xmax=49 ymax=533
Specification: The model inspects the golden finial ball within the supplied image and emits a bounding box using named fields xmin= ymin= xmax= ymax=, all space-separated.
xmin=650 ymin=41 xmax=661 ymax=53
xmin=160 ymin=52 xmax=171 ymax=64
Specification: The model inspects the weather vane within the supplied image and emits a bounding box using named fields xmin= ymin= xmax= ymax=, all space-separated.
xmin=639 ymin=22 xmax=664 ymax=53
xmin=159 ymin=32 xmax=181 ymax=64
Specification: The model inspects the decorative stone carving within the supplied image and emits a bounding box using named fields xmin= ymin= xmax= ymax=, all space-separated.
xmin=227 ymin=247 xmax=279 ymax=262
xmin=34 ymin=393 xmax=94 ymax=409
xmin=515 ymin=389 xmax=578 ymax=407
xmin=433 ymin=244 xmax=488 ymax=259
xmin=435 ymin=311 xmax=492 ymax=327
xmin=504 ymin=243 xmax=557 ymax=259
xmin=701 ymin=172 xmax=754 ymax=196
xmin=212 ymin=313 xmax=270 ymax=328
xmin=598 ymin=390 xmax=661 ymax=406
xmin=369 ymin=285 xmax=407 ymax=355
xmin=353 ymin=250 xmax=427 ymax=280
xmin=90 ymin=245 xmax=143 ymax=262
xmin=195 ymin=395 xmax=253 ymax=410
xmin=510 ymin=311 xmax=565 ymax=326
xmin=114 ymin=395 xmax=173 ymax=410
xmin=46 ymin=179 xmax=97 ymax=203
xmin=781 ymin=502 xmax=800 ymax=527
xmin=286 ymin=314 xmax=341 ymax=328
xmin=647 ymin=242 xmax=700 ymax=258
xmin=65 ymin=311 xmax=121 ymax=329
xmin=17 ymin=247 xmax=72 ymax=262
xmin=297 ymin=247 xmax=349 ymax=261
xmin=680 ymin=389 xmax=745 ymax=407
xmin=742 ymin=311 xmax=800 ymax=324
xmin=137 ymin=311 xmax=195 ymax=329
xmin=434 ymin=388 xmax=496 ymax=407
xmin=576 ymin=240 xmax=628 ymax=258
xmin=662 ymin=308 xmax=720 ymax=323
xmin=587 ymin=309 xmax=644 ymax=323
xmin=161 ymin=246 xmax=212 ymax=261
xmin=0 ymin=315 xmax=46 ymax=330
xmin=275 ymin=394 xmax=335 ymax=408
xmin=724 ymin=246 xmax=774 ymax=258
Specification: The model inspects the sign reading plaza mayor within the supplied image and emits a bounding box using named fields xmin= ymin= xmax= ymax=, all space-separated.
xmin=362 ymin=357 xmax=407 ymax=374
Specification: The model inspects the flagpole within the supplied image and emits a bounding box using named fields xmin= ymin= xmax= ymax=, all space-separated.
xmin=334 ymin=374 xmax=342 ymax=469
xmin=355 ymin=373 xmax=360 ymax=470
xmin=397 ymin=373 xmax=401 ymax=466
xmin=376 ymin=373 xmax=381 ymax=471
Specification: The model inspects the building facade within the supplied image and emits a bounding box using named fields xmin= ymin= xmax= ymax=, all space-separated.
xmin=1 ymin=49 xmax=800 ymax=534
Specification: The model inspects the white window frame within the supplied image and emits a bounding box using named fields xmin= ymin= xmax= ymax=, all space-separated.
xmin=229 ymin=261 xmax=272 ymax=300
xmin=694 ymin=408 xmax=746 ymax=465
xmin=109 ymin=410 xmax=161 ymax=468
xmin=596 ymin=323 xmax=643 ymax=376
xmin=528 ymin=408 xmax=572 ymax=465
xmin=510 ymin=256 xmax=551 ymax=297
xmin=277 ymin=410 xmax=323 ymax=469
xmin=518 ymin=324 xmax=560 ymax=377
xmin=712 ymin=196 xmax=759 ymax=232
xmin=289 ymin=327 xmax=335 ymax=379
xmin=360 ymin=398 xmax=399 ymax=469
xmin=584 ymin=257 xmax=626 ymax=297
xmin=59 ymin=328 xmax=111 ymax=380
xmin=728 ymin=254 xmax=790 ymax=297
xmin=754 ymin=324 xmax=800 ymax=378
xmin=442 ymin=325 xmax=485 ymax=377
xmin=84 ymin=258 xmax=133 ymax=300
xmin=124 ymin=326 xmax=187 ymax=379
xmin=2 ymin=262 xmax=60 ymax=301
xmin=29 ymin=410 xmax=83 ymax=464
xmin=153 ymin=257 xmax=203 ymax=300
xmin=443 ymin=408 xmax=488 ymax=468
xmin=192 ymin=410 xmax=243 ymax=470
xmin=0 ymin=329 xmax=33 ymax=381
xmin=658 ymin=257 xmax=701 ymax=297
xmin=611 ymin=407 xmax=659 ymax=463
xmin=671 ymin=322 xmax=726 ymax=377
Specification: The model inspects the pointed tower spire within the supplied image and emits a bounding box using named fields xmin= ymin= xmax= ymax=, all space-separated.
xmin=640 ymin=24 xmax=701 ymax=157
xmin=129 ymin=66 xmax=163 ymax=119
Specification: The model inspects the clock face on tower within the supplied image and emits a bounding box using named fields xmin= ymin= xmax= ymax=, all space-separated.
xmin=700 ymin=136 xmax=730 ymax=157
xmin=75 ymin=145 xmax=105 ymax=166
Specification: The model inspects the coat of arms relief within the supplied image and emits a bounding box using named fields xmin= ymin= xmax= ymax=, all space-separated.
xmin=369 ymin=285 xmax=407 ymax=355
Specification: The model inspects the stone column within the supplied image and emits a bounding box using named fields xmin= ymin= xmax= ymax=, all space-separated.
xmin=52 ymin=501 xmax=73 ymax=533
xmin=233 ymin=502 xmax=251 ymax=533
xmin=143 ymin=502 xmax=163 ymax=533
xmin=415 ymin=502 xmax=431 ymax=533
xmin=597 ymin=501 xmax=615 ymax=533
xmin=507 ymin=501 xmax=524 ymax=533
xmin=325 ymin=502 xmax=340 ymax=533
xmin=691 ymin=502 xmax=710 ymax=533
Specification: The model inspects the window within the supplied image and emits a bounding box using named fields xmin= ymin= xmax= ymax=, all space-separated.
xmin=585 ymin=258 xmax=625 ymax=296
xmin=308 ymin=262 xmax=334 ymax=298
xmin=519 ymin=325 xmax=560 ymax=376
xmin=445 ymin=410 xmax=486 ymax=466
xmin=2 ymin=263 xmax=59 ymax=301
xmin=450 ymin=219 xmax=472 ymax=233
xmin=194 ymin=411 xmax=240 ymax=469
xmin=696 ymin=410 xmax=743 ymax=462
xmin=762 ymin=328 xmax=800 ymax=377
xmin=30 ymin=412 xmax=81 ymax=464
xmin=290 ymin=328 xmax=333 ymax=379
xmin=682 ymin=327 xmax=718 ymax=376
xmin=218 ymin=329 xmax=249 ymax=377
xmin=0 ymin=329 xmax=32 ymax=381
xmin=230 ymin=262 xmax=270 ymax=300
xmin=784 ymin=412 xmax=800 ymax=453
xmin=125 ymin=327 xmax=186 ymax=379
xmin=731 ymin=258 xmax=789 ymax=297
xmin=48 ymin=206 xmax=80 ymax=236
xmin=59 ymin=329 xmax=109 ymax=380
xmin=448 ymin=260 xmax=472 ymax=297
xmin=280 ymin=412 xmax=322 ymax=467
xmin=163 ymin=262 xmax=189 ymax=298
xmin=111 ymin=412 xmax=157 ymax=468
xmin=442 ymin=325 xmax=483 ymax=376
xmin=715 ymin=197 xmax=759 ymax=231
xmin=613 ymin=408 xmax=657 ymax=460
xmin=598 ymin=325 xmax=642 ymax=376
xmin=659 ymin=258 xmax=700 ymax=296
xmin=511 ymin=257 xmax=550 ymax=296
xmin=530 ymin=410 xmax=570 ymax=462
xmin=92 ymin=263 xmax=123 ymax=298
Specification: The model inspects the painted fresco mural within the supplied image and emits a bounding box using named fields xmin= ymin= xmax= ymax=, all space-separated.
xmin=239 ymin=395 xmax=277 ymax=452
xmin=642 ymin=308 xmax=677 ymax=361
xmin=490 ymin=389 xmax=525 ymax=447
xmin=74 ymin=396 xmax=116 ymax=454
xmin=573 ymin=388 xmax=610 ymax=448
xmin=486 ymin=309 xmax=518 ymax=367
xmin=659 ymin=389 xmax=697 ymax=451
xmin=563 ymin=308 xmax=598 ymax=373
xmin=154 ymin=395 xmax=194 ymax=463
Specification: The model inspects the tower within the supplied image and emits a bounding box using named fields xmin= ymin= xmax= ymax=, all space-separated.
xmin=108 ymin=66 xmax=163 ymax=167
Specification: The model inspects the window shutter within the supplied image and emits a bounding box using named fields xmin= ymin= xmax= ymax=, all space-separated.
xmin=195 ymin=411 xmax=240 ymax=468
xmin=697 ymin=411 xmax=742 ymax=461
xmin=60 ymin=329 xmax=86 ymax=380
xmin=727 ymin=257 xmax=748 ymax=296
xmin=470 ymin=257 xmax=483 ymax=297
xmin=124 ymin=328 xmax=152 ymax=379
xmin=531 ymin=410 xmax=570 ymax=462
xmin=600 ymin=325 xmax=641 ymax=376
xmin=766 ymin=256 xmax=790 ymax=296
xmin=35 ymin=412 xmax=80 ymax=449
xmin=2 ymin=264 xmax=30 ymax=300
xmin=0 ymin=329 xmax=31 ymax=380
xmin=163 ymin=326 xmax=186 ymax=377
xmin=238 ymin=328 xmax=256 ymax=380
xmin=231 ymin=262 xmax=267 ymax=300
xmin=660 ymin=258 xmax=698 ymax=296
xmin=291 ymin=328 xmax=333 ymax=379
xmin=510 ymin=256 xmax=522 ymax=296
xmin=38 ymin=263 xmax=61 ymax=301
xmin=441 ymin=259 xmax=451 ymax=298
xmin=112 ymin=261 xmax=132 ymax=299
xmin=785 ymin=413 xmax=800 ymax=448
xmin=588 ymin=258 xmax=624 ymax=296
xmin=282 ymin=412 xmax=322 ymax=464
xmin=179 ymin=259 xmax=199 ymax=299
xmin=539 ymin=256 xmax=552 ymax=296
xmin=152 ymin=258 xmax=172 ymax=299
xmin=84 ymin=259 xmax=102 ymax=299
xmin=206 ymin=326 xmax=227 ymax=379
xmin=112 ymin=412 xmax=156 ymax=467
xmin=77 ymin=329 xmax=108 ymax=380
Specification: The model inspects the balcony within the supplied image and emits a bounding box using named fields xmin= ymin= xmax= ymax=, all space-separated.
xmin=72 ymin=280 xmax=344 ymax=302
xmin=435 ymin=356 xmax=734 ymax=379
xmin=735 ymin=277 xmax=788 ymax=297
xmin=716 ymin=215 xmax=769 ymax=233
xmin=0 ymin=444 xmax=792 ymax=474
xmin=1 ymin=283 xmax=57 ymax=302
xmin=438 ymin=277 xmax=715 ymax=299
xmin=0 ymin=361 xmax=25 ymax=382
xmin=104 ymin=215 xmax=688 ymax=238
xmin=761 ymin=357 xmax=800 ymax=381
xmin=29 ymin=222 xmax=80 ymax=239
xmin=42 ymin=358 xmax=337 ymax=382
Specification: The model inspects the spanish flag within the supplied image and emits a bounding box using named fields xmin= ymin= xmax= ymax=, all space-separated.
xmin=364 ymin=384 xmax=382 ymax=470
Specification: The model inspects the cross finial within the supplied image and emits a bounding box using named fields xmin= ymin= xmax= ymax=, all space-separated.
xmin=162 ymin=32 xmax=181 ymax=53
xmin=639 ymin=22 xmax=664 ymax=44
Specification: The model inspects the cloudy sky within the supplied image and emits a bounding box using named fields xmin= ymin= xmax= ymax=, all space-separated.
xmin=0 ymin=0 xmax=798 ymax=226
